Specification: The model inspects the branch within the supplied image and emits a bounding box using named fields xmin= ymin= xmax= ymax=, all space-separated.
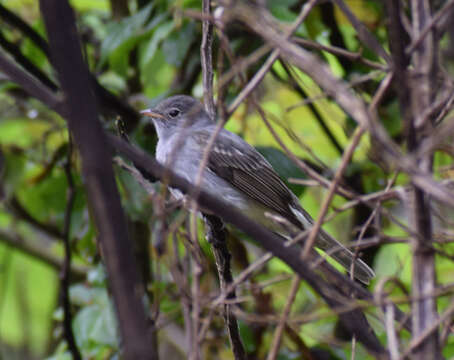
xmin=200 ymin=4 xmax=246 ymax=357
xmin=107 ymin=134 xmax=389 ymax=356
xmin=0 ymin=4 xmax=50 ymax=53
xmin=332 ymin=0 xmax=391 ymax=63
xmin=0 ymin=31 xmax=58 ymax=91
xmin=38 ymin=1 xmax=155 ymax=358
xmin=203 ymin=215 xmax=246 ymax=360
xmin=0 ymin=51 xmax=62 ymax=113
xmin=227 ymin=0 xmax=318 ymax=116
xmin=0 ymin=3 xmax=140 ymax=130
xmin=408 ymin=1 xmax=440 ymax=358
xmin=60 ymin=144 xmax=81 ymax=360
xmin=266 ymin=276 xmax=300 ymax=360
xmin=275 ymin=61 xmax=344 ymax=155
xmin=200 ymin=0 xmax=215 ymax=118
xmin=0 ymin=229 xmax=88 ymax=279
xmin=223 ymin=1 xmax=454 ymax=210
xmin=7 ymin=196 xmax=63 ymax=240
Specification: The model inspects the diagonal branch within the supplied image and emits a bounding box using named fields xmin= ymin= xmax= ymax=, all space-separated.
xmin=0 ymin=51 xmax=62 ymax=113
xmin=107 ymin=133 xmax=389 ymax=356
xmin=0 ymin=3 xmax=140 ymax=130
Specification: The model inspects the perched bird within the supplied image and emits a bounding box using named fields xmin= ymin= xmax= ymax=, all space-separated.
xmin=141 ymin=95 xmax=375 ymax=284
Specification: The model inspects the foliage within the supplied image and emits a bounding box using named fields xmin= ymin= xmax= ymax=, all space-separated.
xmin=0 ymin=0 xmax=453 ymax=359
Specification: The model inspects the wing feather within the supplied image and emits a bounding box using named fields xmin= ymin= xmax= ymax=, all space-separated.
xmin=194 ymin=130 xmax=302 ymax=228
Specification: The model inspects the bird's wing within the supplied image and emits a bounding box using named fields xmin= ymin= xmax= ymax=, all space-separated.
xmin=193 ymin=129 xmax=375 ymax=284
xmin=193 ymin=130 xmax=302 ymax=228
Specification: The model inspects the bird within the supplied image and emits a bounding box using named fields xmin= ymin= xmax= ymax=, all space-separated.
xmin=141 ymin=95 xmax=375 ymax=284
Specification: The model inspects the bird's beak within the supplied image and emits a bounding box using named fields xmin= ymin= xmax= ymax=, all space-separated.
xmin=140 ymin=109 xmax=165 ymax=119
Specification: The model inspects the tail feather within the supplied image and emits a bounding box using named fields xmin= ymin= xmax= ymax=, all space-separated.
xmin=316 ymin=228 xmax=375 ymax=284
xmin=291 ymin=205 xmax=375 ymax=284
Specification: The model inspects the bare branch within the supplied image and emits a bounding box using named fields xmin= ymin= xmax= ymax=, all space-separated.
xmin=227 ymin=0 xmax=318 ymax=116
xmin=39 ymin=1 xmax=155 ymax=358
xmin=108 ymin=133 xmax=392 ymax=355
xmin=201 ymin=0 xmax=215 ymax=118
xmin=407 ymin=1 xmax=440 ymax=358
xmin=332 ymin=0 xmax=391 ymax=63
xmin=60 ymin=142 xmax=82 ymax=360
xmin=266 ymin=276 xmax=300 ymax=360
xmin=0 ymin=51 xmax=62 ymax=113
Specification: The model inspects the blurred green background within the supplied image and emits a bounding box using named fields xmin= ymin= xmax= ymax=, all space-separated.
xmin=0 ymin=0 xmax=453 ymax=359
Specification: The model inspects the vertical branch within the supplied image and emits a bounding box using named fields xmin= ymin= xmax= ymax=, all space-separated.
xmin=409 ymin=1 xmax=439 ymax=359
xmin=384 ymin=0 xmax=411 ymax=126
xmin=201 ymin=0 xmax=215 ymax=118
xmin=190 ymin=254 xmax=202 ymax=360
xmin=203 ymin=215 xmax=246 ymax=360
xmin=38 ymin=1 xmax=155 ymax=359
xmin=60 ymin=141 xmax=82 ymax=360
xmin=266 ymin=276 xmax=300 ymax=360
xmin=384 ymin=1 xmax=440 ymax=355
xmin=200 ymin=1 xmax=246 ymax=358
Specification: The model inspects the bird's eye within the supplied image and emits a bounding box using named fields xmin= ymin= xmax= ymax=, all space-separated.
xmin=168 ymin=108 xmax=180 ymax=118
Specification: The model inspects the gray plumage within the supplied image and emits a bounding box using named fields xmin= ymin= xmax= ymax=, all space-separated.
xmin=142 ymin=95 xmax=375 ymax=284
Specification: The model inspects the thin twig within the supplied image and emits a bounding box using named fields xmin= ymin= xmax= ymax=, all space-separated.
xmin=108 ymin=134 xmax=389 ymax=354
xmin=203 ymin=215 xmax=246 ymax=360
xmin=266 ymin=276 xmax=300 ymax=360
xmin=60 ymin=140 xmax=82 ymax=360
xmin=0 ymin=51 xmax=62 ymax=113
xmin=201 ymin=0 xmax=215 ymax=118
xmin=332 ymin=0 xmax=391 ymax=63
xmin=301 ymin=126 xmax=365 ymax=261
xmin=400 ymin=299 xmax=454 ymax=359
xmin=189 ymin=256 xmax=202 ymax=360
xmin=406 ymin=0 xmax=454 ymax=54
xmin=292 ymin=37 xmax=387 ymax=71
xmin=0 ymin=230 xmax=88 ymax=278
xmin=7 ymin=196 xmax=63 ymax=239
xmin=227 ymin=0 xmax=319 ymax=116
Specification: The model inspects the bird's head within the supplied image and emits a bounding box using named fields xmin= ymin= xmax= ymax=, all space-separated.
xmin=141 ymin=95 xmax=212 ymax=138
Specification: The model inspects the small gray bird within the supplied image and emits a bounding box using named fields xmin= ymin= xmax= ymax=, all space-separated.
xmin=141 ymin=95 xmax=374 ymax=284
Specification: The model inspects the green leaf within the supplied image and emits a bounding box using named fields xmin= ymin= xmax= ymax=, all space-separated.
xmin=16 ymin=168 xmax=67 ymax=225
xmin=72 ymin=287 xmax=118 ymax=351
xmin=141 ymin=49 xmax=175 ymax=98
xmin=161 ymin=22 xmax=197 ymax=67
xmin=0 ymin=118 xmax=51 ymax=147
xmin=70 ymin=285 xmax=97 ymax=305
xmin=140 ymin=21 xmax=175 ymax=68
xmin=381 ymin=100 xmax=402 ymax=137
xmin=256 ymin=146 xmax=307 ymax=197
xmin=71 ymin=0 xmax=109 ymax=12
xmin=0 ymin=244 xmax=58 ymax=355
xmin=45 ymin=351 xmax=72 ymax=360
xmin=267 ymin=0 xmax=299 ymax=22
xmin=87 ymin=265 xmax=108 ymax=286
xmin=117 ymin=167 xmax=154 ymax=221
xmin=1 ymin=151 xmax=26 ymax=197
xmin=99 ymin=3 xmax=155 ymax=71
xmin=375 ymin=243 xmax=412 ymax=283
xmin=238 ymin=321 xmax=256 ymax=353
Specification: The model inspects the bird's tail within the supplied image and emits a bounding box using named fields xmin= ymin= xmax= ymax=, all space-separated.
xmin=291 ymin=206 xmax=375 ymax=284
xmin=314 ymin=228 xmax=375 ymax=284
